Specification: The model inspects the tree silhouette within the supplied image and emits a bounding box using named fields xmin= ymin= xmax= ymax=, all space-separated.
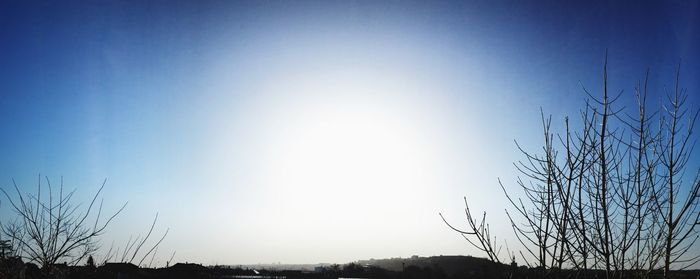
xmin=86 ymin=255 xmax=95 ymax=268
xmin=0 ymin=177 xmax=126 ymax=268
xmin=98 ymin=212 xmax=170 ymax=267
xmin=444 ymin=56 xmax=700 ymax=279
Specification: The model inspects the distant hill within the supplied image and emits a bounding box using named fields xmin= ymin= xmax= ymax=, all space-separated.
xmin=357 ymin=255 xmax=511 ymax=277
xmin=228 ymin=255 xmax=504 ymax=274
xmin=230 ymin=255 xmax=510 ymax=276
xmin=230 ymin=263 xmax=322 ymax=271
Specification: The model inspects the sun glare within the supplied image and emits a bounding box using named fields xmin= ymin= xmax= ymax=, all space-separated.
xmin=250 ymin=91 xmax=445 ymax=236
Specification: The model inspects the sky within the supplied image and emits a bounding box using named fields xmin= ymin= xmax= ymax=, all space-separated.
xmin=1 ymin=0 xmax=699 ymax=266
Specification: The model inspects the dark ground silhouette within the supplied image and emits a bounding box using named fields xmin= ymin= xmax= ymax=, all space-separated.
xmin=2 ymin=255 xmax=699 ymax=279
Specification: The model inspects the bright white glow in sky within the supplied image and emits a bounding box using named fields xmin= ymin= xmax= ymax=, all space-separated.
xmin=184 ymin=52 xmax=479 ymax=264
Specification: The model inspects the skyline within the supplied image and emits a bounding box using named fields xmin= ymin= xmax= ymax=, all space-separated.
xmin=1 ymin=1 xmax=700 ymax=266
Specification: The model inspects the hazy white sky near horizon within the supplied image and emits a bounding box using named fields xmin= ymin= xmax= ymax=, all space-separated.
xmin=1 ymin=1 xmax=699 ymax=266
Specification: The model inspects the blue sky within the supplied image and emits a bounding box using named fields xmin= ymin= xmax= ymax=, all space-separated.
xmin=1 ymin=0 xmax=699 ymax=265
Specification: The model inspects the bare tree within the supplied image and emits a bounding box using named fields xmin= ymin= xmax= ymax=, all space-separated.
xmin=656 ymin=66 xmax=700 ymax=276
xmin=98 ymin=213 xmax=170 ymax=267
xmin=444 ymin=56 xmax=700 ymax=279
xmin=505 ymin=58 xmax=700 ymax=278
xmin=0 ymin=176 xmax=126 ymax=268
xmin=440 ymin=197 xmax=503 ymax=263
